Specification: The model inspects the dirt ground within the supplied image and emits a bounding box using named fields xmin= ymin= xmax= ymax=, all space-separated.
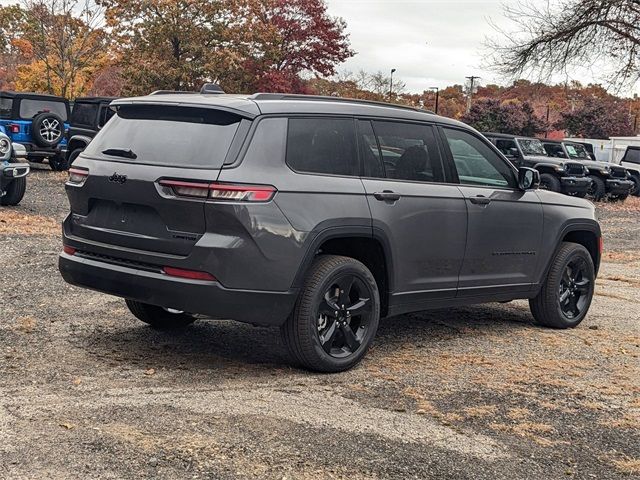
xmin=1 ymin=168 xmax=639 ymax=479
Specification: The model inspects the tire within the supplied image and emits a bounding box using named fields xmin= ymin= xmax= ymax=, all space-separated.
xmin=281 ymin=255 xmax=380 ymax=373
xmin=539 ymin=173 xmax=561 ymax=192
xmin=32 ymin=112 xmax=64 ymax=147
xmin=0 ymin=176 xmax=26 ymax=206
xmin=609 ymin=194 xmax=628 ymax=202
xmin=67 ymin=148 xmax=83 ymax=166
xmin=587 ymin=175 xmax=606 ymax=201
xmin=48 ymin=155 xmax=69 ymax=171
xmin=125 ymin=299 xmax=196 ymax=329
xmin=529 ymin=242 xmax=595 ymax=329
xmin=629 ymin=176 xmax=640 ymax=197
xmin=573 ymin=191 xmax=587 ymax=198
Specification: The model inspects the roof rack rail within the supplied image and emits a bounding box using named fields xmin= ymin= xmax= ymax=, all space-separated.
xmin=249 ymin=93 xmax=434 ymax=114
xmin=149 ymin=90 xmax=198 ymax=95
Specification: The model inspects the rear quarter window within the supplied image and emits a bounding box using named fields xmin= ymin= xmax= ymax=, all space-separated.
xmin=286 ymin=118 xmax=358 ymax=176
xmin=83 ymin=105 xmax=243 ymax=169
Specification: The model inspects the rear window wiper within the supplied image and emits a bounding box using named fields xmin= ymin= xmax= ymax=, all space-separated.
xmin=102 ymin=148 xmax=137 ymax=159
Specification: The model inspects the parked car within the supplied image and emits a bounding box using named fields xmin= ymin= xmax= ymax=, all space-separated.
xmin=542 ymin=140 xmax=634 ymax=201
xmin=59 ymin=91 xmax=602 ymax=372
xmin=0 ymin=91 xmax=70 ymax=171
xmin=66 ymin=97 xmax=117 ymax=165
xmin=618 ymin=146 xmax=640 ymax=196
xmin=0 ymin=129 xmax=29 ymax=205
xmin=483 ymin=133 xmax=590 ymax=195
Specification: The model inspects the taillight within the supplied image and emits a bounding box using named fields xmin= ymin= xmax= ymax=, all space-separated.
xmin=63 ymin=245 xmax=76 ymax=255
xmin=68 ymin=167 xmax=89 ymax=186
xmin=7 ymin=124 xmax=19 ymax=133
xmin=598 ymin=236 xmax=604 ymax=255
xmin=163 ymin=266 xmax=216 ymax=281
xmin=159 ymin=180 xmax=276 ymax=203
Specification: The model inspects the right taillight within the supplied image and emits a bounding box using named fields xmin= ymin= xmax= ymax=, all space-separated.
xmin=68 ymin=167 xmax=89 ymax=186
xmin=159 ymin=180 xmax=276 ymax=203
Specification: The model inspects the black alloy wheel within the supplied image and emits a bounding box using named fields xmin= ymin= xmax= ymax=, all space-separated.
xmin=317 ymin=275 xmax=373 ymax=358
xmin=557 ymin=258 xmax=591 ymax=319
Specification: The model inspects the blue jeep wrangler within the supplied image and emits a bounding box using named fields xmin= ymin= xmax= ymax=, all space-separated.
xmin=0 ymin=126 xmax=29 ymax=205
xmin=0 ymin=91 xmax=70 ymax=171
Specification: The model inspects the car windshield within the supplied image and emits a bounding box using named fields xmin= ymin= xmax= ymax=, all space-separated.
xmin=19 ymin=98 xmax=68 ymax=121
xmin=516 ymin=138 xmax=546 ymax=156
xmin=83 ymin=104 xmax=242 ymax=168
xmin=564 ymin=143 xmax=590 ymax=160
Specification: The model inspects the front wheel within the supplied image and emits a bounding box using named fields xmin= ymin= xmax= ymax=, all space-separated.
xmin=0 ymin=177 xmax=26 ymax=206
xmin=587 ymin=175 xmax=606 ymax=201
xmin=539 ymin=173 xmax=561 ymax=192
xmin=125 ymin=299 xmax=196 ymax=329
xmin=629 ymin=176 xmax=640 ymax=197
xmin=281 ymin=255 xmax=380 ymax=373
xmin=529 ymin=242 xmax=595 ymax=329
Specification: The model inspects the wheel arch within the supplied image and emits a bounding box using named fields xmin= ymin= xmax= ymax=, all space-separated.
xmin=67 ymin=135 xmax=91 ymax=154
xmin=292 ymin=227 xmax=393 ymax=317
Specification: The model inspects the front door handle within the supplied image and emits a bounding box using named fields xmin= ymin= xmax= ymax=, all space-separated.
xmin=469 ymin=195 xmax=492 ymax=205
xmin=373 ymin=190 xmax=401 ymax=202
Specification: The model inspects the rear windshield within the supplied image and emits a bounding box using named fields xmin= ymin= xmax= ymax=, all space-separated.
xmin=83 ymin=105 xmax=242 ymax=168
xmin=19 ymin=98 xmax=68 ymax=121
xmin=71 ymin=102 xmax=99 ymax=126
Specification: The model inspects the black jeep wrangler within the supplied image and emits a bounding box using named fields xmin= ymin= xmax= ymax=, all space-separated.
xmin=66 ymin=97 xmax=117 ymax=165
xmin=542 ymin=140 xmax=634 ymax=201
xmin=483 ymin=133 xmax=590 ymax=195
xmin=619 ymin=146 xmax=640 ymax=196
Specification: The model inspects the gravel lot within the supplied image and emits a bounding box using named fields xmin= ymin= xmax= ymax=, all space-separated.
xmin=1 ymin=168 xmax=639 ymax=479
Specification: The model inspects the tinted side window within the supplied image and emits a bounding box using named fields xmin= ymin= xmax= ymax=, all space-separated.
xmin=495 ymin=139 xmax=517 ymax=156
xmin=286 ymin=118 xmax=357 ymax=176
xmin=99 ymin=105 xmax=115 ymax=127
xmin=543 ymin=143 xmax=566 ymax=158
xmin=443 ymin=128 xmax=516 ymax=188
xmin=624 ymin=148 xmax=640 ymax=165
xmin=371 ymin=121 xmax=443 ymax=182
xmin=0 ymin=97 xmax=12 ymax=118
xmin=71 ymin=102 xmax=98 ymax=126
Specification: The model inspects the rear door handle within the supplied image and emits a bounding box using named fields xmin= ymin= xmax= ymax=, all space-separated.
xmin=373 ymin=190 xmax=401 ymax=202
xmin=469 ymin=195 xmax=492 ymax=205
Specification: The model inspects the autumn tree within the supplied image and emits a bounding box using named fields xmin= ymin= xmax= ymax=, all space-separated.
xmin=489 ymin=0 xmax=640 ymax=88
xmin=556 ymin=98 xmax=634 ymax=138
xmin=0 ymin=5 xmax=32 ymax=89
xmin=462 ymin=98 xmax=547 ymax=136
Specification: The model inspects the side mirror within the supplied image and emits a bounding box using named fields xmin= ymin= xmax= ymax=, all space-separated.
xmin=518 ymin=167 xmax=539 ymax=190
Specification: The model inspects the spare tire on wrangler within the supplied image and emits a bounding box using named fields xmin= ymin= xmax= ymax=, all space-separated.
xmin=32 ymin=112 xmax=64 ymax=148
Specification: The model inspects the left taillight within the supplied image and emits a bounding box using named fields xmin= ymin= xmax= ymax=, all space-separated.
xmin=159 ymin=180 xmax=276 ymax=203
xmin=63 ymin=245 xmax=76 ymax=255
xmin=68 ymin=167 xmax=88 ymax=186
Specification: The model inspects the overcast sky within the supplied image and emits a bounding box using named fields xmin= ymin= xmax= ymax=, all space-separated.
xmin=324 ymin=0 xmax=638 ymax=95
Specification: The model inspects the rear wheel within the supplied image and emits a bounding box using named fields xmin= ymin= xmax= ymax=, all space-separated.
xmin=125 ymin=299 xmax=196 ymax=329
xmin=0 ymin=177 xmax=26 ymax=206
xmin=529 ymin=242 xmax=595 ymax=329
xmin=539 ymin=173 xmax=561 ymax=192
xmin=67 ymin=148 xmax=83 ymax=166
xmin=281 ymin=255 xmax=380 ymax=373
xmin=587 ymin=175 xmax=606 ymax=201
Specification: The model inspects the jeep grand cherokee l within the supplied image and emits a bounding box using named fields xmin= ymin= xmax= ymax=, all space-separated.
xmin=483 ymin=133 xmax=590 ymax=196
xmin=59 ymin=91 xmax=602 ymax=372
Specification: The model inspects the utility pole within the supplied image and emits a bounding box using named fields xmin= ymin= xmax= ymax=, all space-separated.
xmin=429 ymin=87 xmax=439 ymax=114
xmin=465 ymin=76 xmax=480 ymax=113
xmin=545 ymin=105 xmax=550 ymax=138
xmin=389 ymin=69 xmax=396 ymax=102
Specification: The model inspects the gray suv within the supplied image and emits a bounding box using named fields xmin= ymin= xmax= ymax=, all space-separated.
xmin=59 ymin=92 xmax=602 ymax=372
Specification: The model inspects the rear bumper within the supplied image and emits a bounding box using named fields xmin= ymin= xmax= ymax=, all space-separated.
xmin=560 ymin=176 xmax=591 ymax=194
xmin=13 ymin=142 xmax=66 ymax=160
xmin=606 ymin=178 xmax=634 ymax=195
xmin=58 ymin=252 xmax=298 ymax=327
